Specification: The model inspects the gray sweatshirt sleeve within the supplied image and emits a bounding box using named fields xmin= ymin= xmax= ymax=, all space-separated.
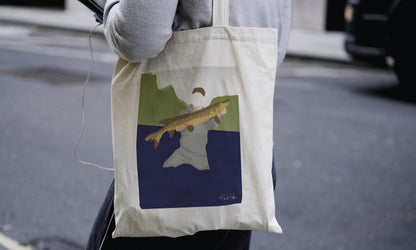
xmin=104 ymin=0 xmax=291 ymax=67
xmin=103 ymin=0 xmax=178 ymax=63
xmin=275 ymin=0 xmax=291 ymax=68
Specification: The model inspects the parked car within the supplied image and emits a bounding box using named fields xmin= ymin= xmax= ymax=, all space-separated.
xmin=344 ymin=0 xmax=414 ymax=86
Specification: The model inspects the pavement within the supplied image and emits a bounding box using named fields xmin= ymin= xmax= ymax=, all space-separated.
xmin=3 ymin=4 xmax=415 ymax=250
xmin=0 ymin=3 xmax=349 ymax=250
xmin=0 ymin=3 xmax=352 ymax=64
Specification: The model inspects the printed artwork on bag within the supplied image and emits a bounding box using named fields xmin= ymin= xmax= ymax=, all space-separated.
xmin=136 ymin=69 xmax=242 ymax=209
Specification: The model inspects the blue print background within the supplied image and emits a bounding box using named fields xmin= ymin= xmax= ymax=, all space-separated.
xmin=137 ymin=125 xmax=242 ymax=209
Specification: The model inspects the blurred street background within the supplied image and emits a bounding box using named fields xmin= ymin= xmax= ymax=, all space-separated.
xmin=0 ymin=0 xmax=415 ymax=249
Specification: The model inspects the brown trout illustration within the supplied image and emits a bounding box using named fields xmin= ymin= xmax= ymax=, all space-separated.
xmin=145 ymin=99 xmax=231 ymax=148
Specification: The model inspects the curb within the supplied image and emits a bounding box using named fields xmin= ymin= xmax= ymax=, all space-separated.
xmin=0 ymin=17 xmax=103 ymax=35
xmin=0 ymin=18 xmax=383 ymax=67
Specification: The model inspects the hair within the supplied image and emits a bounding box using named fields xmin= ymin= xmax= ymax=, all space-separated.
xmin=192 ymin=87 xmax=205 ymax=96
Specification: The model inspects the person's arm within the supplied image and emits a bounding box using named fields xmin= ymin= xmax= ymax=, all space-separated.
xmin=103 ymin=0 xmax=179 ymax=63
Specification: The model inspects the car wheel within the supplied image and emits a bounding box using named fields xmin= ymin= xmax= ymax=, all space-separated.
xmin=388 ymin=0 xmax=415 ymax=87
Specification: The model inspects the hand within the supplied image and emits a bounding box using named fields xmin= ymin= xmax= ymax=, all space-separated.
xmin=176 ymin=125 xmax=186 ymax=132
xmin=217 ymin=108 xmax=227 ymax=118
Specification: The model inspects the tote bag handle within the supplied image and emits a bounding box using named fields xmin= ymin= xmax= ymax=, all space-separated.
xmin=212 ymin=0 xmax=229 ymax=26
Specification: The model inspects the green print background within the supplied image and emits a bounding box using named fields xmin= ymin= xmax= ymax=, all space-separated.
xmin=138 ymin=73 xmax=240 ymax=132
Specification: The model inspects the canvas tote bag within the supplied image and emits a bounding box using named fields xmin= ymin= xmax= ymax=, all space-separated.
xmin=110 ymin=0 xmax=282 ymax=237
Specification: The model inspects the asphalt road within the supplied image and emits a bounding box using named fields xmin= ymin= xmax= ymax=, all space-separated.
xmin=0 ymin=23 xmax=415 ymax=250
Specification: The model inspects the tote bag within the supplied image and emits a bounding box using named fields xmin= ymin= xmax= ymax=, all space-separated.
xmin=111 ymin=0 xmax=282 ymax=237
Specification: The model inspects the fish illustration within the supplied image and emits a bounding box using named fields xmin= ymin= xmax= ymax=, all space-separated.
xmin=145 ymin=99 xmax=231 ymax=148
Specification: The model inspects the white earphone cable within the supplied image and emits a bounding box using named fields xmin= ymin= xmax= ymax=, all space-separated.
xmin=74 ymin=23 xmax=114 ymax=172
